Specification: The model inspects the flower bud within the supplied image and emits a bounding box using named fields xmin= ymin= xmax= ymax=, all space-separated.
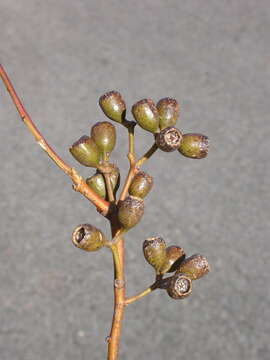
xmin=160 ymin=246 xmax=186 ymax=273
xmin=178 ymin=133 xmax=209 ymax=159
xmin=176 ymin=254 xmax=210 ymax=280
xmin=86 ymin=166 xmax=120 ymax=200
xmin=118 ymin=196 xmax=144 ymax=230
xmin=129 ymin=171 xmax=153 ymax=199
xmin=157 ymin=97 xmax=179 ymax=130
xmin=69 ymin=135 xmax=101 ymax=167
xmin=91 ymin=121 xmax=116 ymax=156
xmin=155 ymin=126 xmax=182 ymax=152
xmin=72 ymin=224 xmax=106 ymax=252
xmin=143 ymin=237 xmax=167 ymax=273
xmin=167 ymin=273 xmax=192 ymax=300
xmin=132 ymin=99 xmax=159 ymax=133
xmin=99 ymin=91 xmax=126 ymax=123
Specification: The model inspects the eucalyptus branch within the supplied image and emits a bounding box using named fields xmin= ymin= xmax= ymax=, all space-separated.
xmin=1 ymin=78 xmax=211 ymax=360
xmin=0 ymin=64 xmax=109 ymax=215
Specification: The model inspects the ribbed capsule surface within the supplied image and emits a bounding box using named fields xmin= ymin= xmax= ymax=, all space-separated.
xmin=129 ymin=171 xmax=153 ymax=199
xmin=176 ymin=254 xmax=210 ymax=280
xmin=155 ymin=126 xmax=182 ymax=152
xmin=167 ymin=273 xmax=192 ymax=300
xmin=160 ymin=245 xmax=186 ymax=273
xmin=178 ymin=133 xmax=209 ymax=159
xmin=132 ymin=99 xmax=159 ymax=133
xmin=69 ymin=135 xmax=101 ymax=167
xmin=143 ymin=237 xmax=167 ymax=273
xmin=117 ymin=196 xmax=144 ymax=229
xmin=91 ymin=121 xmax=116 ymax=156
xmin=157 ymin=97 xmax=180 ymax=130
xmin=72 ymin=224 xmax=106 ymax=252
xmin=99 ymin=91 xmax=126 ymax=123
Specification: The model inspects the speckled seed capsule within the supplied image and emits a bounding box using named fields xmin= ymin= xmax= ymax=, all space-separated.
xmin=157 ymin=97 xmax=180 ymax=130
xmin=129 ymin=171 xmax=153 ymax=199
xmin=117 ymin=196 xmax=144 ymax=230
xmin=178 ymin=133 xmax=209 ymax=159
xmin=143 ymin=237 xmax=167 ymax=274
xmin=86 ymin=167 xmax=120 ymax=200
xmin=72 ymin=224 xmax=106 ymax=252
xmin=160 ymin=246 xmax=186 ymax=273
xmin=69 ymin=135 xmax=101 ymax=167
xmin=176 ymin=254 xmax=210 ymax=280
xmin=155 ymin=126 xmax=182 ymax=152
xmin=99 ymin=91 xmax=126 ymax=123
xmin=167 ymin=273 xmax=192 ymax=300
xmin=132 ymin=99 xmax=159 ymax=133
xmin=91 ymin=121 xmax=116 ymax=156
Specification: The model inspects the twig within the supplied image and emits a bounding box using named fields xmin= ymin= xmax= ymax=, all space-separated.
xmin=136 ymin=143 xmax=158 ymax=169
xmin=125 ymin=274 xmax=163 ymax=305
xmin=0 ymin=64 xmax=109 ymax=215
xmin=118 ymin=121 xmax=137 ymax=201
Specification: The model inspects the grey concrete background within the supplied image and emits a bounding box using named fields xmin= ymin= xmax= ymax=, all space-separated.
xmin=0 ymin=1 xmax=269 ymax=359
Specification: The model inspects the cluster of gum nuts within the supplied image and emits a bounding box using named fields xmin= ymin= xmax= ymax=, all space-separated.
xmin=70 ymin=91 xmax=210 ymax=300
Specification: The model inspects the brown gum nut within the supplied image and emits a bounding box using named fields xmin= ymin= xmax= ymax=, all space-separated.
xmin=167 ymin=273 xmax=192 ymax=300
xmin=72 ymin=224 xmax=106 ymax=252
xmin=176 ymin=254 xmax=210 ymax=280
xmin=117 ymin=196 xmax=144 ymax=229
xmin=155 ymin=126 xmax=182 ymax=152
xmin=160 ymin=246 xmax=186 ymax=273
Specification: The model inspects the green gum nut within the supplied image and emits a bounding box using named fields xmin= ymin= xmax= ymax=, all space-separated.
xmin=157 ymin=97 xmax=180 ymax=130
xmin=176 ymin=254 xmax=210 ymax=280
xmin=91 ymin=121 xmax=116 ymax=157
xmin=132 ymin=99 xmax=159 ymax=133
xmin=167 ymin=273 xmax=192 ymax=300
xmin=86 ymin=166 xmax=120 ymax=200
xmin=117 ymin=195 xmax=144 ymax=230
xmin=160 ymin=246 xmax=186 ymax=273
xmin=143 ymin=237 xmax=167 ymax=274
xmin=129 ymin=171 xmax=153 ymax=199
xmin=86 ymin=173 xmax=106 ymax=199
xmin=178 ymin=133 xmax=209 ymax=159
xmin=99 ymin=91 xmax=126 ymax=123
xmin=155 ymin=126 xmax=182 ymax=152
xmin=72 ymin=224 xmax=106 ymax=252
xmin=69 ymin=135 xmax=101 ymax=167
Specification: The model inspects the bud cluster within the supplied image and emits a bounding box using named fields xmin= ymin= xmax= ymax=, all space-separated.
xmin=143 ymin=236 xmax=210 ymax=299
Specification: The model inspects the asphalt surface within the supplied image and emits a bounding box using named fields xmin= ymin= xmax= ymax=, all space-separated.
xmin=0 ymin=1 xmax=269 ymax=359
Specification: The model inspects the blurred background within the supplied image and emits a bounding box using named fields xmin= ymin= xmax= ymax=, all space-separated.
xmin=0 ymin=1 xmax=269 ymax=359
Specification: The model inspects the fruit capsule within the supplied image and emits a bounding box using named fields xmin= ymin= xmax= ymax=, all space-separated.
xmin=167 ymin=273 xmax=192 ymax=300
xmin=72 ymin=224 xmax=106 ymax=252
xmin=99 ymin=91 xmax=126 ymax=123
xmin=160 ymin=246 xmax=186 ymax=273
xmin=69 ymin=135 xmax=101 ymax=167
xmin=178 ymin=133 xmax=209 ymax=159
xmin=129 ymin=171 xmax=153 ymax=199
xmin=155 ymin=126 xmax=182 ymax=152
xmin=86 ymin=166 xmax=120 ymax=200
xmin=91 ymin=121 xmax=116 ymax=156
xmin=143 ymin=237 xmax=167 ymax=273
xmin=176 ymin=254 xmax=210 ymax=280
xmin=157 ymin=97 xmax=179 ymax=130
xmin=117 ymin=196 xmax=144 ymax=230
xmin=132 ymin=99 xmax=159 ymax=133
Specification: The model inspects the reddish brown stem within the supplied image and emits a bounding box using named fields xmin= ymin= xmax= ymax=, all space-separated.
xmin=0 ymin=64 xmax=109 ymax=215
